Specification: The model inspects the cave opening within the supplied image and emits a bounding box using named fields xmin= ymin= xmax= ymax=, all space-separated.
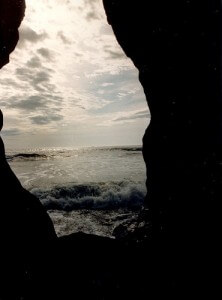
xmin=1 ymin=0 xmax=150 ymax=238
xmin=0 ymin=0 xmax=220 ymax=298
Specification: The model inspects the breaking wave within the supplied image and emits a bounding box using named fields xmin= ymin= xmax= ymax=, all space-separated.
xmin=31 ymin=181 xmax=146 ymax=211
xmin=6 ymin=146 xmax=142 ymax=162
xmin=109 ymin=146 xmax=142 ymax=152
xmin=6 ymin=153 xmax=47 ymax=161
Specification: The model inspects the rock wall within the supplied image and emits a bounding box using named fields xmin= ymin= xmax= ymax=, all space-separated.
xmin=0 ymin=3 xmax=57 ymax=298
xmin=0 ymin=0 xmax=25 ymax=68
xmin=0 ymin=114 xmax=57 ymax=298
xmin=103 ymin=0 xmax=221 ymax=295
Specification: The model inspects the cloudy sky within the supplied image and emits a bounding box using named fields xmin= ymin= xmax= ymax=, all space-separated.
xmin=0 ymin=0 xmax=149 ymax=149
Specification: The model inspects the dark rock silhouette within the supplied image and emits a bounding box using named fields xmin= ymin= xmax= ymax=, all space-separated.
xmin=0 ymin=0 xmax=25 ymax=68
xmin=0 ymin=110 xmax=57 ymax=298
xmin=103 ymin=0 xmax=221 ymax=296
xmin=0 ymin=2 xmax=146 ymax=299
xmin=0 ymin=2 xmax=58 ymax=298
xmin=0 ymin=3 xmax=57 ymax=296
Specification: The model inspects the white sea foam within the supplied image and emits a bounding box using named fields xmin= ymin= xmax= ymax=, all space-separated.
xmin=7 ymin=146 xmax=146 ymax=236
xmin=31 ymin=181 xmax=146 ymax=211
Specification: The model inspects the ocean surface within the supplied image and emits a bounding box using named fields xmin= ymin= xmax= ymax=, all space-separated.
xmin=7 ymin=146 xmax=147 ymax=237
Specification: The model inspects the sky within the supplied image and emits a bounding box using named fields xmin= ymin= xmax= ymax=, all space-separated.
xmin=0 ymin=0 xmax=150 ymax=149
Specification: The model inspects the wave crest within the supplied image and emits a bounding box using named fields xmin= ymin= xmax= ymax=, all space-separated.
xmin=31 ymin=182 xmax=146 ymax=211
xmin=6 ymin=153 xmax=47 ymax=161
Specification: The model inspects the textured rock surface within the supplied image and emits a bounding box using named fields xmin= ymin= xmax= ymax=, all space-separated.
xmin=0 ymin=111 xmax=57 ymax=299
xmin=103 ymin=0 xmax=221 ymax=296
xmin=0 ymin=0 xmax=25 ymax=68
xmin=0 ymin=4 xmax=58 ymax=294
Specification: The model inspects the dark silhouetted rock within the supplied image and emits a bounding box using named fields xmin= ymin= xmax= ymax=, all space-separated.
xmin=0 ymin=110 xmax=57 ymax=299
xmin=103 ymin=0 xmax=221 ymax=296
xmin=112 ymin=208 xmax=151 ymax=245
xmin=0 ymin=0 xmax=25 ymax=68
xmin=48 ymin=232 xmax=151 ymax=300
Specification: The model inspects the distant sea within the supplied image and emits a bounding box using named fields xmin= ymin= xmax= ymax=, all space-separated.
xmin=7 ymin=146 xmax=147 ymax=237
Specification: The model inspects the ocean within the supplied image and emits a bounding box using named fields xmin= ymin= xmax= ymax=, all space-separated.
xmin=7 ymin=146 xmax=147 ymax=237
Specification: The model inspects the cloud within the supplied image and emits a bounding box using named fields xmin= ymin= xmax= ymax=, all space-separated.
xmin=57 ymin=31 xmax=71 ymax=44
xmin=16 ymin=67 xmax=32 ymax=80
xmin=114 ymin=110 xmax=150 ymax=122
xmin=105 ymin=49 xmax=126 ymax=60
xmin=18 ymin=26 xmax=48 ymax=47
xmin=99 ymin=24 xmax=113 ymax=36
xmin=30 ymin=114 xmax=63 ymax=125
xmin=55 ymin=0 xmax=71 ymax=5
xmin=101 ymin=83 xmax=114 ymax=87
xmin=0 ymin=78 xmax=20 ymax=88
xmin=86 ymin=11 xmax=99 ymax=21
xmin=1 ymin=0 xmax=148 ymax=148
xmin=1 ymin=128 xmax=21 ymax=136
xmin=14 ymin=64 xmax=58 ymax=95
xmin=15 ymin=67 xmax=51 ymax=89
xmin=37 ymin=48 xmax=53 ymax=60
xmin=7 ymin=95 xmax=47 ymax=111
xmin=32 ymin=71 xmax=50 ymax=84
xmin=26 ymin=56 xmax=42 ymax=68
xmin=83 ymin=0 xmax=101 ymax=21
